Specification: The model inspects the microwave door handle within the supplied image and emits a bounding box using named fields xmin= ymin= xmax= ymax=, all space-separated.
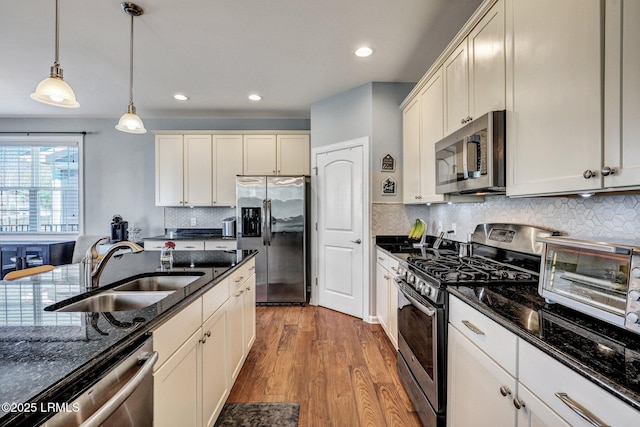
xmin=462 ymin=136 xmax=469 ymax=180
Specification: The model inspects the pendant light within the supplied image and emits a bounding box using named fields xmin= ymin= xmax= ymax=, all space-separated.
xmin=31 ymin=0 xmax=79 ymax=108
xmin=116 ymin=2 xmax=146 ymax=134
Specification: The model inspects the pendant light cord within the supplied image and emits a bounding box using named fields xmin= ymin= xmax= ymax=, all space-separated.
xmin=54 ymin=0 xmax=60 ymax=66
xmin=128 ymin=13 xmax=134 ymax=106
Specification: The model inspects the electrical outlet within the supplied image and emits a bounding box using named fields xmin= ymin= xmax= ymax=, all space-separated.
xmin=451 ymin=222 xmax=457 ymax=236
xmin=190 ymin=217 xmax=197 ymax=226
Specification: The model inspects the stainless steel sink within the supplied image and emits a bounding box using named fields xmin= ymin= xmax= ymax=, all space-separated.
xmin=52 ymin=291 xmax=171 ymax=312
xmin=113 ymin=274 xmax=201 ymax=292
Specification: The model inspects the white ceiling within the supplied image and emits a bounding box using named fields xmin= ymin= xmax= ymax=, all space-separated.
xmin=1 ymin=0 xmax=483 ymax=120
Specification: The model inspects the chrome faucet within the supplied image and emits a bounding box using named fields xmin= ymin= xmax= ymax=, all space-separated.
xmin=85 ymin=241 xmax=144 ymax=289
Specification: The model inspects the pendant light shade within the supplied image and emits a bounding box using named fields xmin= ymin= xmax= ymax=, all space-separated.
xmin=116 ymin=2 xmax=146 ymax=134
xmin=31 ymin=0 xmax=79 ymax=108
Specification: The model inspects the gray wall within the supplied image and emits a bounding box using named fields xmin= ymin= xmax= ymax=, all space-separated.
xmin=310 ymin=82 xmax=414 ymax=203
xmin=0 ymin=117 xmax=309 ymax=239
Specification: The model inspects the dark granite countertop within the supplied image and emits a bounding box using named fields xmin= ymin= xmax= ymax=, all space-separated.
xmin=376 ymin=237 xmax=640 ymax=411
xmin=0 ymin=249 xmax=256 ymax=427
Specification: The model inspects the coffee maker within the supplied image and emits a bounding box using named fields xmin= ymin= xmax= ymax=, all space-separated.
xmin=110 ymin=214 xmax=128 ymax=243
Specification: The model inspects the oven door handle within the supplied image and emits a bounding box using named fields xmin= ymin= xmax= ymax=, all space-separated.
xmin=394 ymin=278 xmax=436 ymax=317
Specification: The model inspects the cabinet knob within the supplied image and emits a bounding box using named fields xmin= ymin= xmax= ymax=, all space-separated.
xmin=582 ymin=169 xmax=597 ymax=179
xmin=629 ymin=290 xmax=640 ymax=301
xmin=601 ymin=166 xmax=617 ymax=176
xmin=632 ymin=267 xmax=640 ymax=279
xmin=499 ymin=386 xmax=512 ymax=397
xmin=626 ymin=311 xmax=640 ymax=324
xmin=513 ymin=397 xmax=526 ymax=410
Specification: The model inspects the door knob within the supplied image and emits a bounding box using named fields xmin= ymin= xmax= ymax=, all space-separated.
xmin=351 ymin=239 xmax=362 ymax=244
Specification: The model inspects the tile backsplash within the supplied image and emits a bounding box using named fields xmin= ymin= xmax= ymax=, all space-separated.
xmin=164 ymin=207 xmax=236 ymax=229
xmin=373 ymin=193 xmax=640 ymax=242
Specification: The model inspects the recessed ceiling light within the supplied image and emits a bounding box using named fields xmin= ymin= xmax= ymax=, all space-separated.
xmin=355 ymin=47 xmax=373 ymax=57
xmin=248 ymin=94 xmax=262 ymax=101
xmin=173 ymin=94 xmax=189 ymax=101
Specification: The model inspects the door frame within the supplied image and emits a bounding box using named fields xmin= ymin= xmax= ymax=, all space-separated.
xmin=310 ymin=137 xmax=371 ymax=322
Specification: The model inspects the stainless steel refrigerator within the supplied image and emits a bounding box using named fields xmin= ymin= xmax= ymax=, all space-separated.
xmin=236 ymin=176 xmax=307 ymax=304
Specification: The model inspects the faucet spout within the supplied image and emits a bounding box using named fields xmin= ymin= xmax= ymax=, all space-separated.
xmin=86 ymin=241 xmax=144 ymax=289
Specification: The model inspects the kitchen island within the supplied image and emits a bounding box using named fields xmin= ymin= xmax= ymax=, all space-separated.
xmin=0 ymin=249 xmax=256 ymax=427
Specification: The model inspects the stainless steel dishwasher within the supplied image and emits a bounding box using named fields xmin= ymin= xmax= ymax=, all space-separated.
xmin=43 ymin=337 xmax=157 ymax=427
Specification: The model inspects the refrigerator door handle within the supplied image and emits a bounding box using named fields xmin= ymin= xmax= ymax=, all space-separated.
xmin=261 ymin=199 xmax=268 ymax=246
xmin=266 ymin=199 xmax=272 ymax=246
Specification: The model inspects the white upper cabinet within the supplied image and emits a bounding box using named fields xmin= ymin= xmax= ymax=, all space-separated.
xmin=184 ymin=135 xmax=214 ymax=206
xmin=444 ymin=0 xmax=505 ymax=136
xmin=443 ymin=40 xmax=470 ymax=135
xmin=468 ymin=0 xmax=505 ymax=118
xmin=506 ymin=0 xmax=602 ymax=196
xmin=243 ymin=134 xmax=310 ymax=175
xmin=277 ymin=135 xmax=310 ymax=175
xmin=603 ymin=0 xmax=640 ymax=189
xmin=156 ymin=135 xmax=186 ymax=206
xmin=213 ymin=135 xmax=243 ymax=205
xmin=243 ymin=135 xmax=277 ymax=175
xmin=420 ymin=70 xmax=447 ymax=204
xmin=402 ymin=97 xmax=423 ymax=203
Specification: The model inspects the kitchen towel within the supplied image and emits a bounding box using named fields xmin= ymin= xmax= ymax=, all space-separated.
xmin=214 ymin=402 xmax=299 ymax=427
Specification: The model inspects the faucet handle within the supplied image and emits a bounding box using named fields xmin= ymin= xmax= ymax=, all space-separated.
xmin=83 ymin=236 xmax=110 ymax=263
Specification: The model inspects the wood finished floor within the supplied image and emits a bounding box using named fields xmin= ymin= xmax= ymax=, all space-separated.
xmin=227 ymin=305 xmax=423 ymax=427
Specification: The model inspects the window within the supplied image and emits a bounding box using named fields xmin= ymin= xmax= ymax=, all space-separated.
xmin=0 ymin=135 xmax=83 ymax=234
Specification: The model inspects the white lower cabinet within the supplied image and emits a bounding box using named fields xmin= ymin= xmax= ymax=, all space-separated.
xmin=152 ymin=258 xmax=256 ymax=427
xmin=448 ymin=295 xmax=640 ymax=427
xmin=375 ymin=249 xmax=398 ymax=349
xmin=447 ymin=326 xmax=516 ymax=427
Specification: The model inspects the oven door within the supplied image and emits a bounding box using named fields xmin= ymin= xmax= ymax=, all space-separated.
xmin=395 ymin=278 xmax=446 ymax=413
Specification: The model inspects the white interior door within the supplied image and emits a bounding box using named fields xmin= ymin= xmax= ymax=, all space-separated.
xmin=313 ymin=139 xmax=368 ymax=319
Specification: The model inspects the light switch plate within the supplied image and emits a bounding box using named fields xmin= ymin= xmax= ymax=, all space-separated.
xmin=190 ymin=218 xmax=197 ymax=226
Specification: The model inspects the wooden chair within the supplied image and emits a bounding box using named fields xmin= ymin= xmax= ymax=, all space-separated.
xmin=4 ymin=265 xmax=55 ymax=281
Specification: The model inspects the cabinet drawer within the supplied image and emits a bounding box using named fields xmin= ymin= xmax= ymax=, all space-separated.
xmin=174 ymin=240 xmax=204 ymax=251
xmin=375 ymin=249 xmax=389 ymax=269
xmin=204 ymin=240 xmax=237 ymax=251
xmin=229 ymin=259 xmax=255 ymax=294
xmin=152 ymin=297 xmax=202 ymax=370
xmin=143 ymin=240 xmax=167 ymax=251
xmin=448 ymin=296 xmax=517 ymax=375
xmin=519 ymin=339 xmax=640 ymax=426
xmin=202 ymin=277 xmax=229 ymax=322
xmin=388 ymin=256 xmax=400 ymax=276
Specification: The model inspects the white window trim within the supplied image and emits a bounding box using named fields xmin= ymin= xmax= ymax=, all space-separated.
xmin=0 ymin=134 xmax=84 ymax=241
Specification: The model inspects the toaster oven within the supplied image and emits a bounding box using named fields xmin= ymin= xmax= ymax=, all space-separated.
xmin=538 ymin=236 xmax=640 ymax=334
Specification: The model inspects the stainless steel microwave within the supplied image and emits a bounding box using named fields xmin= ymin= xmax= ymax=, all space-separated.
xmin=538 ymin=235 xmax=640 ymax=335
xmin=435 ymin=110 xmax=505 ymax=194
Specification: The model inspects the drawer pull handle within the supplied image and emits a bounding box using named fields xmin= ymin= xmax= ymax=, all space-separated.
xmin=499 ymin=386 xmax=512 ymax=397
xmin=555 ymin=393 xmax=609 ymax=427
xmin=378 ymin=257 xmax=385 ymax=261
xmin=513 ymin=397 xmax=526 ymax=410
xmin=384 ymin=275 xmax=390 ymax=280
xmin=184 ymin=246 xmax=196 ymax=249
xmin=462 ymin=320 xmax=485 ymax=336
xmin=390 ymin=267 xmax=398 ymax=273
xmin=235 ymin=290 xmax=244 ymax=297
xmin=235 ymin=276 xmax=244 ymax=283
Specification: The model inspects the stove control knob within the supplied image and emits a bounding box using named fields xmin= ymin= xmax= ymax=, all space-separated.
xmin=627 ymin=312 xmax=640 ymax=324
xmin=629 ymin=290 xmax=640 ymax=301
xmin=632 ymin=267 xmax=640 ymax=279
xmin=424 ymin=286 xmax=432 ymax=297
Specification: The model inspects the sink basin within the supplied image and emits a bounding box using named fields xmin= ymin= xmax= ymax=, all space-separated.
xmin=113 ymin=274 xmax=201 ymax=292
xmin=52 ymin=291 xmax=171 ymax=312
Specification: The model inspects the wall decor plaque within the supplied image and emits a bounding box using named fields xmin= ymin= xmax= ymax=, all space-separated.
xmin=382 ymin=177 xmax=396 ymax=196
xmin=381 ymin=153 xmax=395 ymax=172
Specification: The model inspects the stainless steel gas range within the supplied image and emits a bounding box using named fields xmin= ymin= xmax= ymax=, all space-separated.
xmin=391 ymin=223 xmax=557 ymax=427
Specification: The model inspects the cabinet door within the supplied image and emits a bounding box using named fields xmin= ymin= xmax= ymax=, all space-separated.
xmin=213 ymin=135 xmax=243 ymax=205
xmin=226 ymin=286 xmax=245 ymax=382
xmin=516 ymin=384 xmax=570 ymax=427
xmin=184 ymin=135 xmax=213 ymax=206
xmin=443 ymin=40 xmax=470 ymax=135
xmin=154 ymin=330 xmax=200 ymax=427
xmin=0 ymin=245 xmax=19 ymax=279
xmin=277 ymin=135 xmax=310 ymax=175
xmin=156 ymin=135 xmax=185 ymax=206
xmin=468 ymin=0 xmax=505 ymax=118
xmin=243 ymin=135 xmax=277 ymax=175
xmin=506 ymin=0 xmax=602 ymax=196
xmin=419 ymin=70 xmax=447 ymax=204
xmin=202 ymin=308 xmax=229 ymax=427
xmin=243 ymin=273 xmax=256 ymax=354
xmin=375 ymin=261 xmax=389 ymax=334
xmin=447 ymin=326 xmax=516 ymax=427
xmin=604 ymin=0 xmax=640 ymax=188
xmin=402 ymin=97 xmax=423 ymax=203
